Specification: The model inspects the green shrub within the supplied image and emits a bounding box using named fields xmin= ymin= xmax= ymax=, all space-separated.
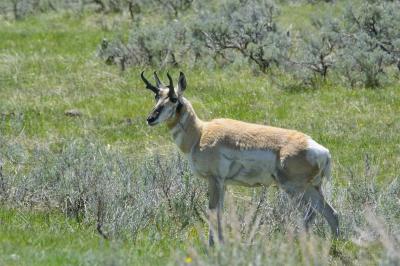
xmin=142 ymin=0 xmax=194 ymax=18
xmin=195 ymin=0 xmax=290 ymax=73
xmin=285 ymin=17 xmax=340 ymax=86
xmin=335 ymin=0 xmax=400 ymax=88
xmin=99 ymin=20 xmax=194 ymax=69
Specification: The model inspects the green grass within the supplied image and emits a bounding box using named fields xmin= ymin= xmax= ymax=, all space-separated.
xmin=0 ymin=3 xmax=399 ymax=265
xmin=0 ymin=208 xmax=191 ymax=266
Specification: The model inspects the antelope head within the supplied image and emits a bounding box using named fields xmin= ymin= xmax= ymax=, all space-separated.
xmin=141 ymin=71 xmax=187 ymax=126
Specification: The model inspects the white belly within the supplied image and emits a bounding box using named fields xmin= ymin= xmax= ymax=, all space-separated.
xmin=219 ymin=148 xmax=277 ymax=187
xmin=188 ymin=145 xmax=278 ymax=187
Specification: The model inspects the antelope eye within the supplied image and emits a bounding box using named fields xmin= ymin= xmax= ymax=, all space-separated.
xmin=170 ymin=97 xmax=178 ymax=103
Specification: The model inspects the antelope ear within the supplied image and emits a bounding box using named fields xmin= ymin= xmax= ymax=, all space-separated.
xmin=177 ymin=72 xmax=187 ymax=96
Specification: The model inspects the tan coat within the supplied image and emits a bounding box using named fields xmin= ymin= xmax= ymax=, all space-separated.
xmin=169 ymin=99 xmax=329 ymax=188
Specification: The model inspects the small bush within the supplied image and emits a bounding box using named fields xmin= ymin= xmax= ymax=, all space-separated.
xmin=143 ymin=0 xmax=194 ymax=18
xmin=335 ymin=0 xmax=400 ymax=88
xmin=195 ymin=0 xmax=290 ymax=73
xmin=284 ymin=17 xmax=340 ymax=87
xmin=99 ymin=20 xmax=194 ymax=69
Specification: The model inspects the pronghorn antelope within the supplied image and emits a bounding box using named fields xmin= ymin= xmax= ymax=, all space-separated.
xmin=141 ymin=71 xmax=339 ymax=245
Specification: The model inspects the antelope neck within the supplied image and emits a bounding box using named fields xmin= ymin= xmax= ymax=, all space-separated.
xmin=167 ymin=98 xmax=203 ymax=154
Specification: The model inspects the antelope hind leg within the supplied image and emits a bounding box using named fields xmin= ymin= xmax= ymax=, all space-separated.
xmin=303 ymin=186 xmax=339 ymax=238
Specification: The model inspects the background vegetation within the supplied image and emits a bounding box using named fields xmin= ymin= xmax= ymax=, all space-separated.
xmin=0 ymin=0 xmax=399 ymax=265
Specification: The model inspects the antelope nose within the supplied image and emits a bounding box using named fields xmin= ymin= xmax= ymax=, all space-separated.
xmin=147 ymin=115 xmax=156 ymax=125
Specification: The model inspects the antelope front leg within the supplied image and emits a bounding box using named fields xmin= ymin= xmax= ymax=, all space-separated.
xmin=208 ymin=177 xmax=225 ymax=246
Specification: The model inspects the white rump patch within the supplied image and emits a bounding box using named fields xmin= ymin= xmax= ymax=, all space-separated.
xmin=306 ymin=138 xmax=331 ymax=180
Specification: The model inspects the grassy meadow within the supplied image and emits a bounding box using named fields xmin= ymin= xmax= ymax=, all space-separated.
xmin=1 ymin=1 xmax=399 ymax=265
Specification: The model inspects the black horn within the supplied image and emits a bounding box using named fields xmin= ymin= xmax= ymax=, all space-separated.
xmin=153 ymin=71 xmax=163 ymax=88
xmin=141 ymin=71 xmax=159 ymax=94
xmin=166 ymin=72 xmax=176 ymax=99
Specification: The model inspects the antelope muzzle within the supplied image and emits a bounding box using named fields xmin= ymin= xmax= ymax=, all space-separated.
xmin=147 ymin=106 xmax=164 ymax=126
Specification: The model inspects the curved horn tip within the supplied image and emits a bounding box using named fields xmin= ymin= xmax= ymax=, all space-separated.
xmin=140 ymin=71 xmax=159 ymax=93
xmin=141 ymin=71 xmax=150 ymax=83
xmin=166 ymin=72 xmax=173 ymax=85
